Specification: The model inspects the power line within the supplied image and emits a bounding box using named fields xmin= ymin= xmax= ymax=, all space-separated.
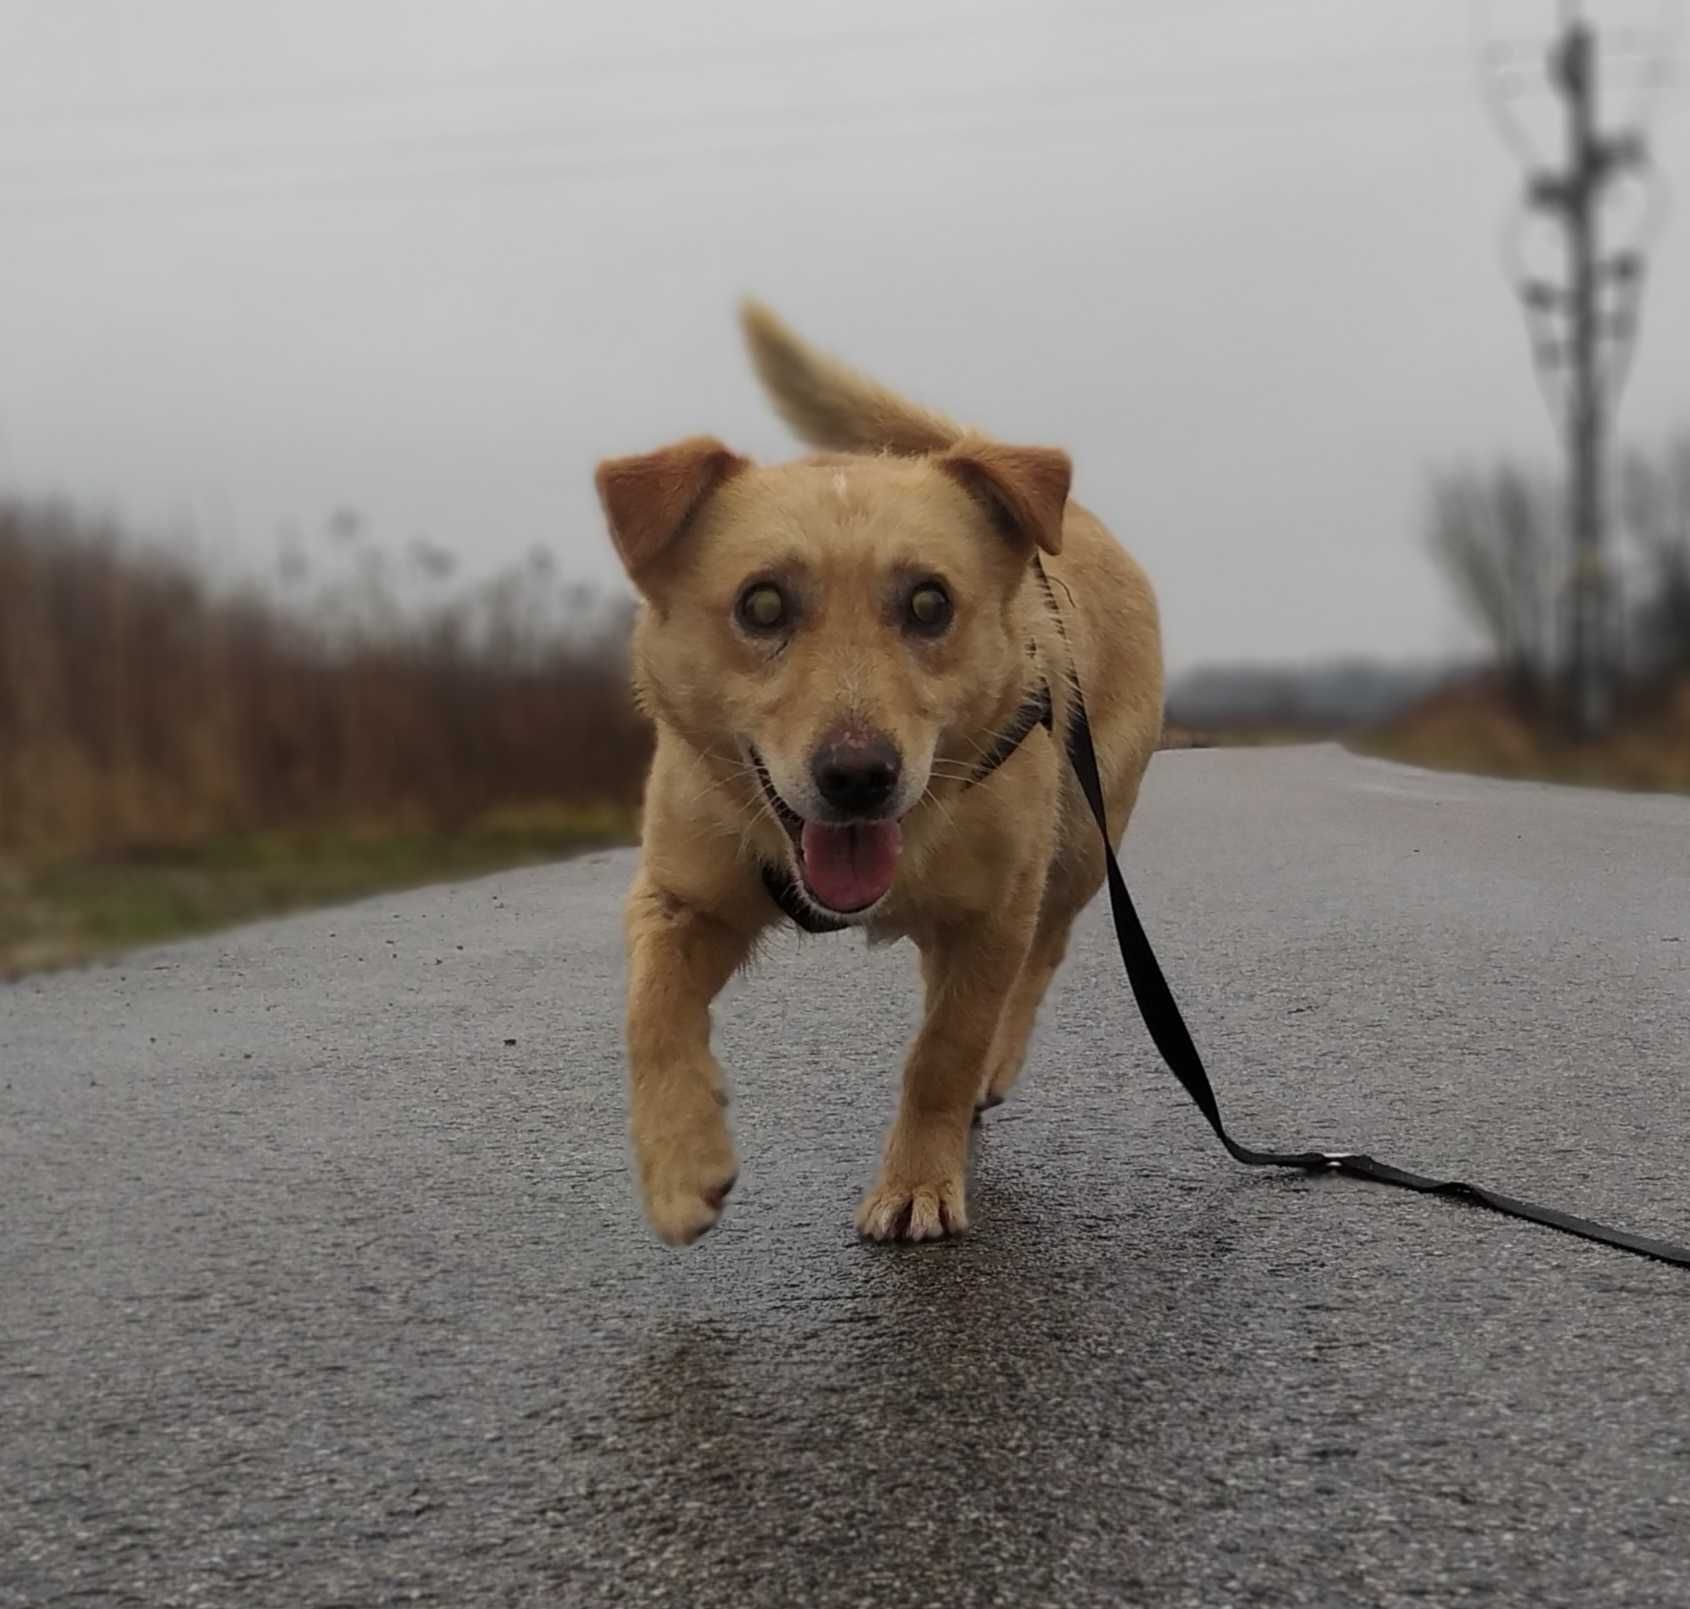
xmin=1470 ymin=0 xmax=1684 ymax=166
xmin=1476 ymin=2 xmax=1677 ymax=738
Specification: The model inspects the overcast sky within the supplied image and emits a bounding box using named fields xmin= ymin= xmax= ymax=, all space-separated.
xmin=1 ymin=0 xmax=1685 ymax=672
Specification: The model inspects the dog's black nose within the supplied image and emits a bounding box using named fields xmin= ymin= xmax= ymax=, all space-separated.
xmin=812 ymin=734 xmax=901 ymax=817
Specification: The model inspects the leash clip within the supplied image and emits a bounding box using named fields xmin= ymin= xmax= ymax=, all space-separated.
xmin=1321 ymin=1151 xmax=1360 ymax=1169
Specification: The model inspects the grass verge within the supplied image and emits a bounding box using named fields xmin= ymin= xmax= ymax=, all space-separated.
xmin=1350 ymin=675 xmax=1690 ymax=797
xmin=0 ymin=803 xmax=636 ymax=980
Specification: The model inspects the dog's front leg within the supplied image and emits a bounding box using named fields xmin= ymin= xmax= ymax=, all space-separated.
xmin=856 ymin=903 xmax=1035 ymax=1242
xmin=625 ymin=874 xmax=756 ymax=1246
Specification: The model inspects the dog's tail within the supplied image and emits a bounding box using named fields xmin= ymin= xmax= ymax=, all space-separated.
xmin=738 ymin=298 xmax=967 ymax=456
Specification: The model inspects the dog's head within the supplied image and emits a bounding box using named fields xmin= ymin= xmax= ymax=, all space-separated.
xmin=595 ymin=436 xmax=1068 ymax=919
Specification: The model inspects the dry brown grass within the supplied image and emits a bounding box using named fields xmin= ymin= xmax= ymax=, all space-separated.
xmin=0 ymin=500 xmax=652 ymax=870
xmin=1353 ymin=672 xmax=1690 ymax=795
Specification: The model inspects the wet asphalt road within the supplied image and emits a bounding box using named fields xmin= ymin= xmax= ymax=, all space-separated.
xmin=4 ymin=744 xmax=1689 ymax=1608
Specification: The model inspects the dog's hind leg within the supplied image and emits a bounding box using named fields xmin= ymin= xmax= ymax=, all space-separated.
xmin=978 ymin=746 xmax=1152 ymax=1113
xmin=975 ymin=911 xmax=1075 ymax=1114
xmin=973 ymin=813 xmax=1123 ymax=1113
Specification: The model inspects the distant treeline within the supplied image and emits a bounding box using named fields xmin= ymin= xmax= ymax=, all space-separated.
xmin=0 ymin=500 xmax=651 ymax=864
xmin=1164 ymin=658 xmax=1472 ymax=734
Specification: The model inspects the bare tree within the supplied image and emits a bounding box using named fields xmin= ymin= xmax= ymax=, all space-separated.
xmin=1621 ymin=435 xmax=1690 ymax=679
xmin=1429 ymin=435 xmax=1690 ymax=719
xmin=1427 ymin=466 xmax=1559 ymax=701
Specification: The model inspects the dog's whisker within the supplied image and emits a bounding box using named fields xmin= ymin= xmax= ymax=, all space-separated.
xmin=952 ymin=716 xmax=1034 ymax=764
xmin=676 ymin=758 xmax=764 ymax=815
xmin=918 ymin=785 xmax=961 ymax=835
xmin=672 ymin=763 xmax=773 ymax=841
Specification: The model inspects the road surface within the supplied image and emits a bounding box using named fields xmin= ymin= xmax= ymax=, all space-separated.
xmin=4 ymin=745 xmax=1689 ymax=1608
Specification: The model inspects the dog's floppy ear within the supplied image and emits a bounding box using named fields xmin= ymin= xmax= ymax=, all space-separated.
xmin=595 ymin=436 xmax=749 ymax=579
xmin=937 ymin=441 xmax=1070 ymax=557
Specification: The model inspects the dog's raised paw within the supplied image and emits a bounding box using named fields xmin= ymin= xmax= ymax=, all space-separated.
xmin=855 ymin=1175 xmax=968 ymax=1242
xmin=645 ymin=1164 xmax=737 ymax=1246
xmin=637 ymin=1110 xmax=739 ymax=1247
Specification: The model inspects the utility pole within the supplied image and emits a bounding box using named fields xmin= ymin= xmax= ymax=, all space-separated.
xmin=1515 ymin=8 xmax=1649 ymax=739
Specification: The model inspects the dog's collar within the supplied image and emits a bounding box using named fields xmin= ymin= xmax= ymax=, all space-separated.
xmin=963 ymin=675 xmax=1054 ymax=786
xmin=758 ymin=673 xmax=1053 ymax=934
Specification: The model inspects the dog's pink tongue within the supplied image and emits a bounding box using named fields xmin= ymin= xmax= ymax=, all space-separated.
xmin=800 ymin=820 xmax=902 ymax=912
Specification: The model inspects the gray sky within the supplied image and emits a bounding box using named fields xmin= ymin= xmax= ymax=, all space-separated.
xmin=1 ymin=0 xmax=1685 ymax=673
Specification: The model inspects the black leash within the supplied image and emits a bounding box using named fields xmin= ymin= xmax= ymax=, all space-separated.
xmin=1061 ymin=674 xmax=1690 ymax=1270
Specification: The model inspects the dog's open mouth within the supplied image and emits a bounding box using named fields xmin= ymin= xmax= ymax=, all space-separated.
xmin=749 ymin=749 xmax=901 ymax=914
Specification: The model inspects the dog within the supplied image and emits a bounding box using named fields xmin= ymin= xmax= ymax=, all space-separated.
xmin=594 ymin=301 xmax=1163 ymax=1244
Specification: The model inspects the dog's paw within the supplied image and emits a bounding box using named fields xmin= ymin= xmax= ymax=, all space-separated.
xmin=855 ymin=1172 xmax=969 ymax=1242
xmin=636 ymin=1108 xmax=739 ymax=1247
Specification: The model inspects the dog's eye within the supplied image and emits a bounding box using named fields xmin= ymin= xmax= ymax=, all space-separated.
xmin=737 ymin=583 xmax=788 ymax=632
xmin=907 ymin=583 xmax=952 ymax=633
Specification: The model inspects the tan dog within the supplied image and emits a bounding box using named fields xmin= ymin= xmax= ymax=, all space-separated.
xmin=594 ymin=302 xmax=1163 ymax=1245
